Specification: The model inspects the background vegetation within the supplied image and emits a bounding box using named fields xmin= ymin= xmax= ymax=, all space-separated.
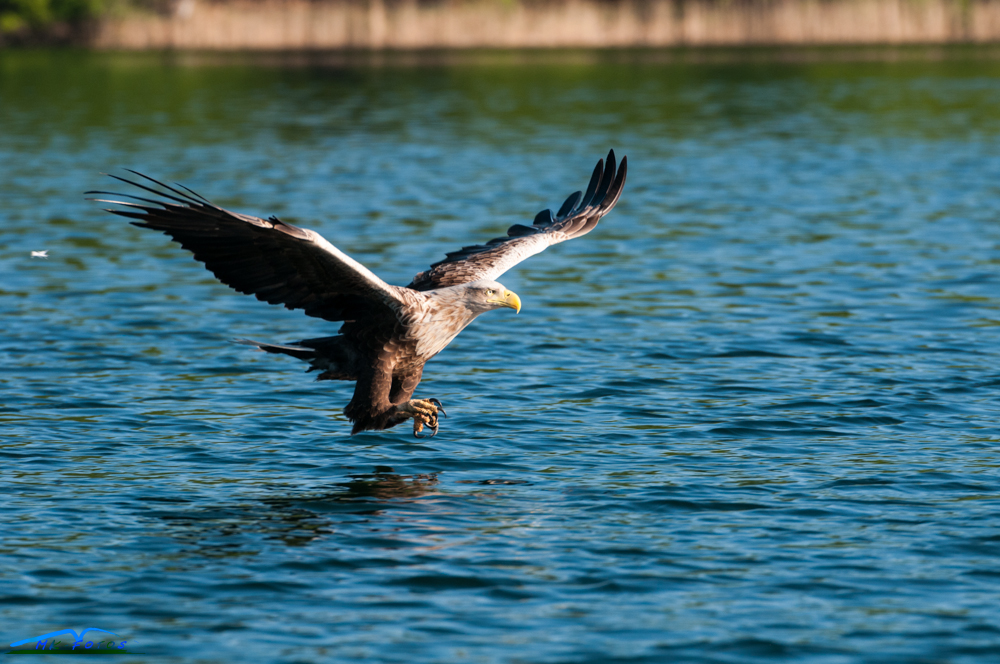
xmin=0 ymin=0 xmax=105 ymax=35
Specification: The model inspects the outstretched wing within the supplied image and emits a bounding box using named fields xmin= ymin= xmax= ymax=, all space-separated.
xmin=89 ymin=171 xmax=407 ymax=323
xmin=407 ymin=150 xmax=627 ymax=291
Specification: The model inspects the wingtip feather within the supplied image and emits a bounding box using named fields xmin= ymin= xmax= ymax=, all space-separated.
xmin=579 ymin=152 xmax=614 ymax=211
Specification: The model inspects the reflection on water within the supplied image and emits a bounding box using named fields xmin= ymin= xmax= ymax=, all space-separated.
xmin=329 ymin=469 xmax=441 ymax=501
xmin=150 ymin=470 xmax=441 ymax=554
xmin=3 ymin=48 xmax=1000 ymax=663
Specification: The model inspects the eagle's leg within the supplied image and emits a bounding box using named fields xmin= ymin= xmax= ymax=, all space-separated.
xmin=397 ymin=398 xmax=447 ymax=438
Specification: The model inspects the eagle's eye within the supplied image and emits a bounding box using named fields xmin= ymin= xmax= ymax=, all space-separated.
xmin=487 ymin=289 xmax=495 ymax=296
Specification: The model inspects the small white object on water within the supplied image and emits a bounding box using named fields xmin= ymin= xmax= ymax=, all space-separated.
xmin=31 ymin=251 xmax=48 ymax=258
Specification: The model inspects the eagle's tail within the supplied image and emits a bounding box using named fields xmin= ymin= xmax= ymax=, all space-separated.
xmin=235 ymin=337 xmax=357 ymax=381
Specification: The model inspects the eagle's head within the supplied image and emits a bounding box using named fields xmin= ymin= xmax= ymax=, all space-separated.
xmin=463 ymin=280 xmax=521 ymax=315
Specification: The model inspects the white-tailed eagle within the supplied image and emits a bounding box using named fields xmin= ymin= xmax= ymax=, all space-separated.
xmin=89 ymin=151 xmax=627 ymax=436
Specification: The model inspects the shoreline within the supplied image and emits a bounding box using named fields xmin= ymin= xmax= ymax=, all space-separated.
xmin=68 ymin=0 xmax=1000 ymax=50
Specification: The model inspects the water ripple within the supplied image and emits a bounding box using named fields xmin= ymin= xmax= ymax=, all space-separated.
xmin=3 ymin=49 xmax=1000 ymax=663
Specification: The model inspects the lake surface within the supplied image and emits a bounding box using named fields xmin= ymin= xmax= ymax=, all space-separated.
xmin=3 ymin=48 xmax=1000 ymax=663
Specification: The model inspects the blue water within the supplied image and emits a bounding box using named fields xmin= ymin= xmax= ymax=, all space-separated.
xmin=4 ymin=49 xmax=1000 ymax=663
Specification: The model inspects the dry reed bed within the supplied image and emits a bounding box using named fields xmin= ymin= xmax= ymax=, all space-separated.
xmin=91 ymin=0 xmax=1000 ymax=49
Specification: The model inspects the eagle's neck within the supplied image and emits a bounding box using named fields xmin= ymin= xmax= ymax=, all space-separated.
xmin=411 ymin=287 xmax=482 ymax=359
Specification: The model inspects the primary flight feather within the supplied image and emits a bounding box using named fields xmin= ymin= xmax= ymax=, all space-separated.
xmin=89 ymin=150 xmax=627 ymax=436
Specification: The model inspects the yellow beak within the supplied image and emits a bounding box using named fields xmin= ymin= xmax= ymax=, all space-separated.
xmin=492 ymin=289 xmax=521 ymax=314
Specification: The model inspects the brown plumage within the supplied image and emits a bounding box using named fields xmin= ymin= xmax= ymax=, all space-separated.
xmin=88 ymin=150 xmax=627 ymax=436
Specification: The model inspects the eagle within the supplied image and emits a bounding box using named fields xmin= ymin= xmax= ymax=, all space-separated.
xmin=89 ymin=151 xmax=627 ymax=437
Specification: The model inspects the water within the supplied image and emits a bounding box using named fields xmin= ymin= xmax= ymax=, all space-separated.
xmin=3 ymin=48 xmax=1000 ymax=663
